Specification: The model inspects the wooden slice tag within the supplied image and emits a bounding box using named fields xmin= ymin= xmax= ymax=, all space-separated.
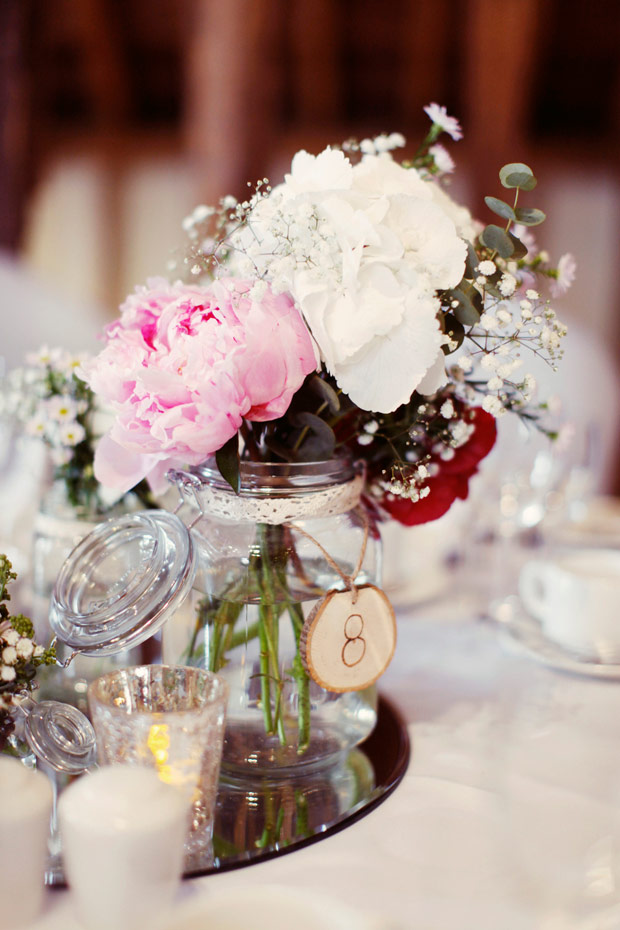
xmin=300 ymin=584 xmax=397 ymax=693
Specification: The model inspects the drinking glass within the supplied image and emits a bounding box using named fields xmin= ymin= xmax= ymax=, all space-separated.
xmin=88 ymin=665 xmax=228 ymax=864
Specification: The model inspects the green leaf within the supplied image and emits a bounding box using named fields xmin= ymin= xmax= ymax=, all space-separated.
xmin=291 ymin=412 xmax=336 ymax=460
xmin=309 ymin=374 xmax=340 ymax=413
xmin=484 ymin=196 xmax=516 ymax=221
xmin=264 ymin=436 xmax=296 ymax=462
xmin=444 ymin=284 xmax=482 ymax=326
xmin=215 ymin=433 xmax=240 ymax=493
xmin=441 ymin=314 xmax=465 ymax=353
xmin=483 ymin=282 xmax=503 ymax=300
xmin=479 ymin=224 xmax=514 ymax=258
xmin=499 ymin=163 xmax=537 ymax=191
xmin=508 ymin=231 xmax=528 ymax=259
xmin=514 ymin=206 xmax=546 ymax=227
xmin=464 ymin=243 xmax=479 ymax=280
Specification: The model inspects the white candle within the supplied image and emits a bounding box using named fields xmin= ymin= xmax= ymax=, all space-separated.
xmin=58 ymin=765 xmax=187 ymax=930
xmin=0 ymin=757 xmax=53 ymax=929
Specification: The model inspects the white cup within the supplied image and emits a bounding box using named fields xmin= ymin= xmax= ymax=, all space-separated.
xmin=0 ymin=756 xmax=53 ymax=929
xmin=58 ymin=765 xmax=187 ymax=930
xmin=519 ymin=548 xmax=620 ymax=661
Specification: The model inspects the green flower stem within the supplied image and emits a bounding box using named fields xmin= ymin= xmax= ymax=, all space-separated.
xmin=257 ymin=610 xmax=274 ymax=734
xmin=257 ymin=601 xmax=287 ymax=745
xmin=255 ymin=791 xmax=285 ymax=849
xmin=209 ymin=600 xmax=244 ymax=672
xmin=288 ymin=601 xmax=311 ymax=755
xmin=184 ymin=521 xmax=314 ymax=754
xmin=256 ymin=525 xmax=288 ymax=746
xmin=294 ymin=788 xmax=311 ymax=838
xmin=271 ymin=541 xmax=311 ymax=755
xmin=185 ymin=575 xmax=249 ymax=664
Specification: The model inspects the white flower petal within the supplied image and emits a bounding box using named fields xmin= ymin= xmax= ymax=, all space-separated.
xmin=329 ymin=292 xmax=443 ymax=412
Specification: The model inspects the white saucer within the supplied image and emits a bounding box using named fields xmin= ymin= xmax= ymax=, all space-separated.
xmin=492 ymin=597 xmax=620 ymax=680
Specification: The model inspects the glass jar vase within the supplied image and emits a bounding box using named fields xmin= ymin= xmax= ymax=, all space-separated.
xmin=163 ymin=459 xmax=380 ymax=774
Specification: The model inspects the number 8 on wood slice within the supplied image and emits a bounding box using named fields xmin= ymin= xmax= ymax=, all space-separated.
xmin=300 ymin=584 xmax=397 ymax=692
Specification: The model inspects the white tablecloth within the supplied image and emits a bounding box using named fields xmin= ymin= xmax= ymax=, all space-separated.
xmin=21 ymin=585 xmax=620 ymax=930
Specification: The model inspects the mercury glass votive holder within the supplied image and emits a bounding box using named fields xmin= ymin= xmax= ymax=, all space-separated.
xmin=88 ymin=665 xmax=228 ymax=863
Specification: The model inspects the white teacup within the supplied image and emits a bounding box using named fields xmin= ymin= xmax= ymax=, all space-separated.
xmin=519 ymin=548 xmax=620 ymax=662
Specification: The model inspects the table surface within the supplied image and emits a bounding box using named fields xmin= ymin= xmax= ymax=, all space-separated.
xmin=20 ymin=574 xmax=620 ymax=930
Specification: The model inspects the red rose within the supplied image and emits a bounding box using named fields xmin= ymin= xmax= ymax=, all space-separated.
xmin=380 ymin=408 xmax=497 ymax=527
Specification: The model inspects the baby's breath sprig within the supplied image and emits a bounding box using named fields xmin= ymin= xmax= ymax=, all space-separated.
xmin=0 ymin=555 xmax=56 ymax=751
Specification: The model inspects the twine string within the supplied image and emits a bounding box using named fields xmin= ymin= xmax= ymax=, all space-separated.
xmin=285 ymin=506 xmax=370 ymax=604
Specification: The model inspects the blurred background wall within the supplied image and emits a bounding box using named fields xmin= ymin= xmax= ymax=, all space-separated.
xmin=1 ymin=0 xmax=619 ymax=370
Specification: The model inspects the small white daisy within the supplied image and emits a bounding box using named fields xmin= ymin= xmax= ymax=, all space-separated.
xmin=423 ymin=103 xmax=463 ymax=140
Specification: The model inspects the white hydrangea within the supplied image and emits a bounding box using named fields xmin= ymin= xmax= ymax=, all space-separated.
xmin=231 ymin=147 xmax=469 ymax=412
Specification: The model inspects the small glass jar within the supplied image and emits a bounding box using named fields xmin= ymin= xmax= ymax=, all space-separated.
xmin=163 ymin=459 xmax=380 ymax=774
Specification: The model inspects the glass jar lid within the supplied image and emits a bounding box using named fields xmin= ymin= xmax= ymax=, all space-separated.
xmin=25 ymin=701 xmax=96 ymax=774
xmin=50 ymin=511 xmax=196 ymax=656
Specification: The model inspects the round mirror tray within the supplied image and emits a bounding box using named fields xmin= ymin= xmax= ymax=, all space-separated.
xmin=46 ymin=695 xmax=410 ymax=887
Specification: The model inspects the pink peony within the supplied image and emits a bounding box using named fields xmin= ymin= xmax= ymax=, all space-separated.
xmin=81 ymin=278 xmax=317 ymax=492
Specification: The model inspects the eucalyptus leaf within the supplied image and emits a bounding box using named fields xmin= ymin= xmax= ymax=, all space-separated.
xmin=484 ymin=196 xmax=516 ymax=221
xmin=445 ymin=285 xmax=482 ymax=326
xmin=483 ymin=283 xmax=503 ymax=300
xmin=264 ymin=436 xmax=296 ymax=462
xmin=309 ymin=374 xmax=340 ymax=413
xmin=508 ymin=231 xmax=528 ymax=259
xmin=464 ymin=243 xmax=479 ymax=280
xmin=441 ymin=313 xmax=465 ymax=353
xmin=290 ymin=412 xmax=336 ymax=459
xmin=514 ymin=206 xmax=546 ymax=227
xmin=499 ymin=163 xmax=537 ymax=191
xmin=479 ymin=224 xmax=514 ymax=259
xmin=215 ymin=433 xmax=240 ymax=493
